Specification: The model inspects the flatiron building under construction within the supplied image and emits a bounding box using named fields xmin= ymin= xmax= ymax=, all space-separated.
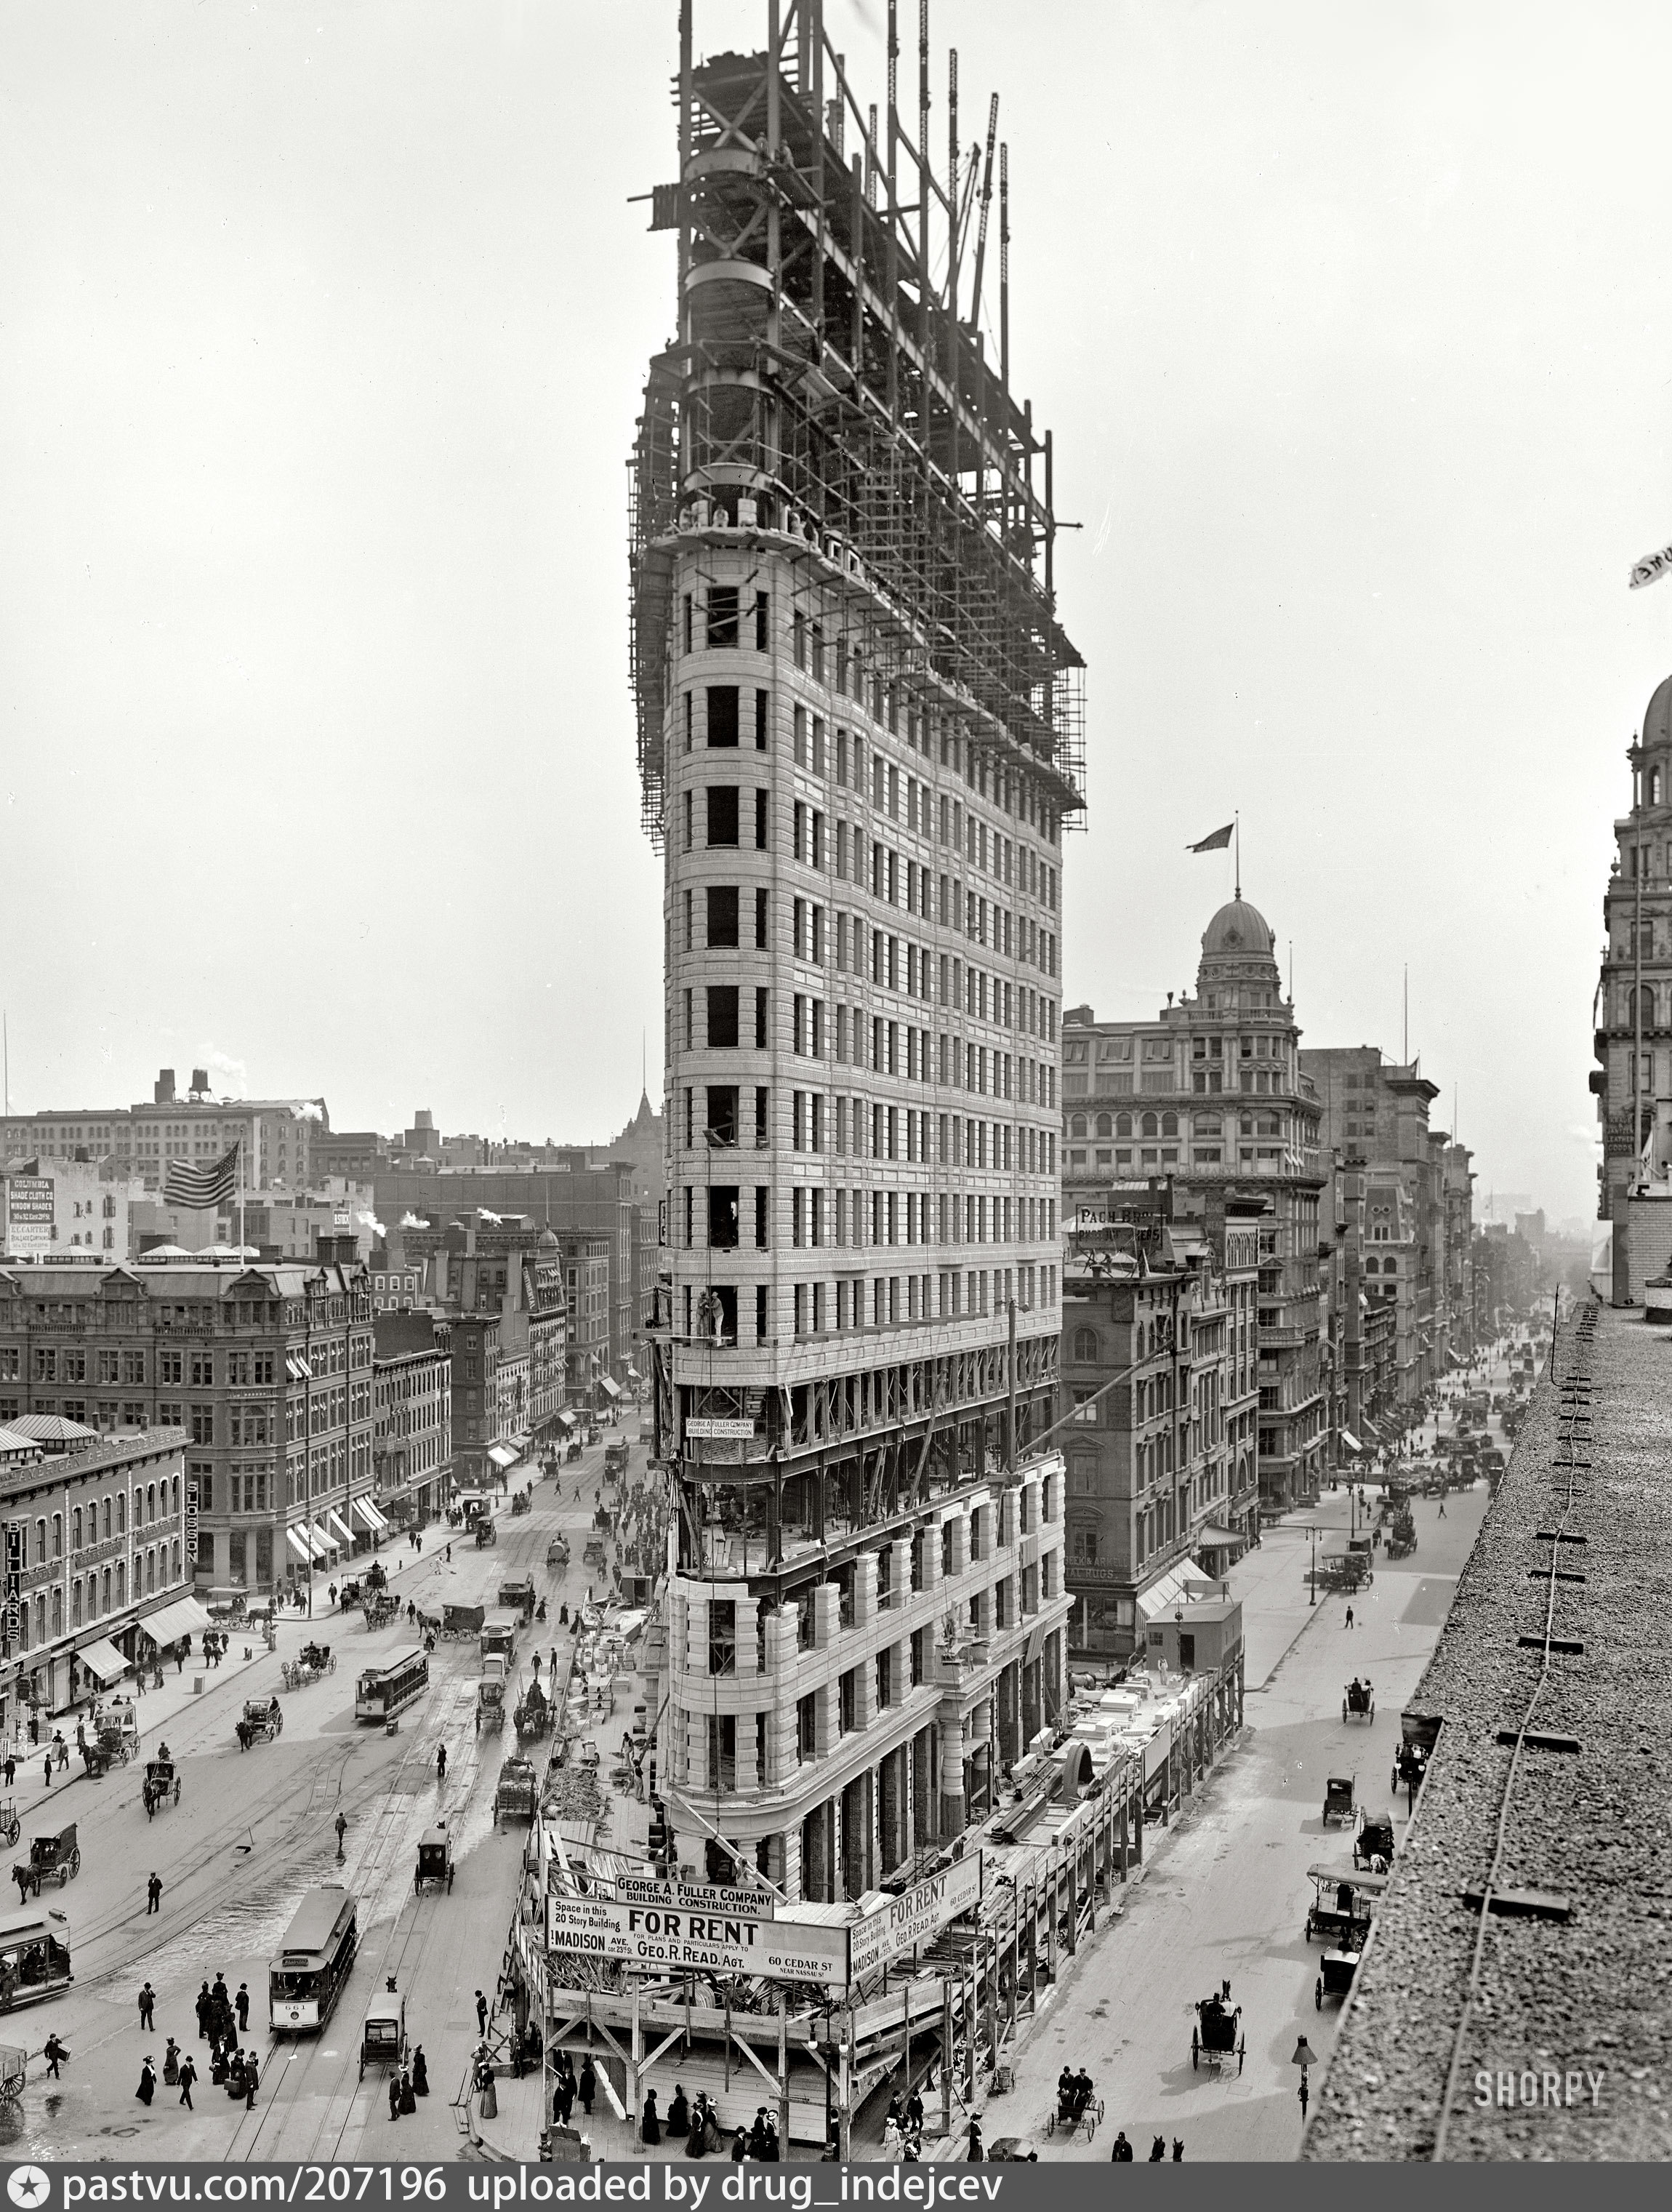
xmin=630 ymin=1 xmax=1087 ymax=1902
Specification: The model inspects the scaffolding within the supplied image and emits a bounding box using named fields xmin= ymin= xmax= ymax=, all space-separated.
xmin=629 ymin=0 xmax=1086 ymax=851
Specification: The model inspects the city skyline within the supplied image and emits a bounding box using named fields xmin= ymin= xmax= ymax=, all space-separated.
xmin=8 ymin=1 xmax=1669 ymax=1222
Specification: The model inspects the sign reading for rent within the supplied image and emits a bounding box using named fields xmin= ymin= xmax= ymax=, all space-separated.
xmin=545 ymin=1894 xmax=848 ymax=1987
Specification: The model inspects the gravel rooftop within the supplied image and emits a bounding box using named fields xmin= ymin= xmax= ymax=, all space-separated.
xmin=1306 ymin=1302 xmax=1672 ymax=2161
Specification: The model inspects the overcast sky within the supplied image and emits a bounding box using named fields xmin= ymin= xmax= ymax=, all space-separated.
xmin=4 ymin=0 xmax=1668 ymax=1225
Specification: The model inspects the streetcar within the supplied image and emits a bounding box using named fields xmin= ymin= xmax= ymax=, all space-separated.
xmin=354 ymin=1647 xmax=430 ymax=1726
xmin=269 ymin=1886 xmax=357 ymax=2033
xmin=0 ymin=1904 xmax=73 ymax=2012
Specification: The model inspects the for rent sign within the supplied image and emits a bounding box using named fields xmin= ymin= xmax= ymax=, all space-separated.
xmin=848 ymin=1854 xmax=984 ymax=1981
xmin=546 ymin=1894 xmax=848 ymax=1988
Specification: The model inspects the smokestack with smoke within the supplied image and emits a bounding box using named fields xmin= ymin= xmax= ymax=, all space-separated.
xmin=291 ymin=1101 xmax=325 ymax=1123
xmin=400 ymin=1211 xmax=430 ymax=1230
xmin=358 ymin=1211 xmax=387 ymax=1240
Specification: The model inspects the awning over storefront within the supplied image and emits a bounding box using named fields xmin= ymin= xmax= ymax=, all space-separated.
xmin=486 ymin=1443 xmax=518 ymax=1471
xmin=326 ymin=1509 xmax=355 ymax=1546
xmin=1194 ymin=1523 xmax=1245 ymax=1550
xmin=353 ymin=1496 xmax=388 ymax=1531
xmin=77 ymin=1637 xmax=127 ymax=1685
xmin=1341 ymin=1429 xmax=1366 ymax=1455
xmin=137 ymin=1595 xmax=212 ymax=1648
xmin=305 ymin=1523 xmax=333 ymax=1560
xmin=286 ymin=1526 xmax=313 ymax=1562
xmin=625 ymin=1366 xmax=640 ymax=1383
xmin=552 ymin=1411 xmax=575 ymax=1435
xmin=598 ymin=1377 xmax=622 ymax=1400
xmin=1136 ymin=1562 xmax=1205 ymax=1624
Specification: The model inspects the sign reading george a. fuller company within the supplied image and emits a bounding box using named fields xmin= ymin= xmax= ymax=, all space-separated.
xmin=546 ymin=1894 xmax=847 ymax=1987
xmin=611 ymin=1875 xmax=775 ymax=1918
xmin=847 ymin=1854 xmax=984 ymax=1981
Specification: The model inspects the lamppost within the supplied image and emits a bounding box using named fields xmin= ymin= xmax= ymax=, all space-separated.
xmin=1309 ymin=1522 xmax=1318 ymax=1606
xmin=1293 ymin=2034 xmax=1318 ymax=2122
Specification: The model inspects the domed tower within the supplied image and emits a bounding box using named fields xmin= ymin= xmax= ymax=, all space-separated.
xmin=1196 ymin=897 xmax=1282 ymax=1008
xmin=1595 ymin=675 xmax=1672 ymax=1295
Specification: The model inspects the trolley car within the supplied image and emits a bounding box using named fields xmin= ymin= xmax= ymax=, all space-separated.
xmin=354 ymin=1648 xmax=430 ymax=1726
xmin=269 ymin=1886 xmax=357 ymax=2034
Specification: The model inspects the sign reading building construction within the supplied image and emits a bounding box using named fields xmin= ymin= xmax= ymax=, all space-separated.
xmin=846 ymin=1853 xmax=985 ymax=1981
xmin=611 ymin=1875 xmax=775 ymax=1919
xmin=546 ymin=1893 xmax=846 ymax=1987
xmin=684 ymin=1417 xmax=756 ymax=1441
xmin=4 ymin=1176 xmax=55 ymax=1254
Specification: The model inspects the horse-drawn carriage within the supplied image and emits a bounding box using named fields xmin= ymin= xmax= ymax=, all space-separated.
xmin=13 ymin=1826 xmax=79 ymax=1899
xmin=474 ymin=1518 xmax=497 ymax=1549
xmin=1354 ymin=1809 xmax=1395 ymax=1872
xmin=510 ymin=1491 xmax=531 ymax=1518
xmin=498 ymin=1576 xmax=536 ymax=1621
xmin=1191 ymin=1989 xmax=1245 ymax=2075
xmin=415 ymin=1824 xmax=454 ymax=1896
xmin=476 ymin=1679 xmax=505 ymax=1735
xmin=1343 ymin=1677 xmax=1375 ymax=1724
xmin=1316 ymin=1947 xmax=1360 ymax=2011
xmin=358 ymin=1991 xmax=408 ymax=2083
xmin=494 ymin=1757 xmax=538 ymax=1826
xmin=514 ymin=1680 xmax=550 ymax=1743
xmin=1303 ymin=1865 xmax=1382 ymax=1948
xmin=1323 ymin=1774 xmax=1357 ymax=1827
xmin=1046 ymin=2072 xmax=1104 ymax=2140
xmin=236 ymin=1697 xmax=284 ymax=1750
xmin=547 ymin=1536 xmax=570 ymax=1570
xmin=0 ymin=1803 xmax=17 ymax=1851
xmin=142 ymin=1758 xmax=181 ymax=1818
xmin=363 ymin=1592 xmax=400 ymax=1630
xmin=443 ymin=1603 xmax=486 ymax=1642
xmin=582 ymin=1536 xmax=608 ymax=1573
xmin=281 ymin=1642 xmax=335 ymax=1691
xmin=1385 ymin=1508 xmax=1417 ymax=1560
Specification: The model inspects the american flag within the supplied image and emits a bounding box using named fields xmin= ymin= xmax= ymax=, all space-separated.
xmin=164 ymin=1142 xmax=241 ymax=1211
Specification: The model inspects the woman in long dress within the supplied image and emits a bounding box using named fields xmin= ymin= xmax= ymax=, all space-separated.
xmin=136 ymin=2059 xmax=156 ymax=2107
xmin=640 ymin=2088 xmax=661 ymax=2146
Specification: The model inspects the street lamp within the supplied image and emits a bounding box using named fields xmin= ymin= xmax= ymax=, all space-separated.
xmin=1293 ymin=2035 xmax=1318 ymax=2122
xmin=1309 ymin=1523 xmax=1317 ymax=1606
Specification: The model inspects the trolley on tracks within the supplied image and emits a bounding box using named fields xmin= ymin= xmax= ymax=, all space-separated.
xmin=355 ymin=1648 xmax=429 ymax=1726
xmin=270 ymin=1886 xmax=357 ymax=2034
xmin=0 ymin=1904 xmax=73 ymax=2012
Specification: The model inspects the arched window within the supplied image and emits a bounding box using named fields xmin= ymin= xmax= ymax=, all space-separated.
xmin=100 ymin=1568 xmax=111 ymax=1616
xmin=1652 ymin=766 xmax=1663 ymax=806
xmin=1364 ymin=1257 xmax=1378 ymax=1275
xmin=72 ymin=1507 xmax=83 ymax=1550
xmin=1161 ymin=1112 xmax=1178 ymax=1137
xmin=1070 ymin=1114 xmax=1088 ymax=1139
xmin=50 ymin=1589 xmax=63 ymax=1637
xmin=116 ymin=1563 xmax=126 ymax=1607
xmin=33 ymin=1520 xmax=45 ymax=1567
xmin=1633 ymin=985 xmax=1657 ymax=1030
xmin=147 ymin=1483 xmax=156 ymax=1524
xmin=102 ymin=1497 xmax=112 ymax=1541
xmin=51 ymin=1514 xmax=62 ymax=1559
xmin=147 ymin=1550 xmax=156 ymax=1595
xmin=1116 ymin=1113 xmax=1133 ymax=1138
xmin=116 ymin=1493 xmax=126 ymax=1536
xmin=71 ymin=1581 xmax=82 ymax=1628
xmin=172 ymin=1540 xmax=182 ymax=1581
xmin=1095 ymin=1113 xmax=1113 ymax=1138
xmin=1141 ymin=1112 xmax=1159 ymax=1138
xmin=1072 ymin=1326 xmax=1101 ymax=1363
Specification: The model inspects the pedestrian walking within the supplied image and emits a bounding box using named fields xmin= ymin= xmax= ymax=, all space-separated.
xmin=44 ymin=2033 xmax=68 ymax=2079
xmin=579 ymin=2056 xmax=596 ymax=2116
xmin=436 ymin=1744 xmax=447 ymax=1784
xmin=244 ymin=2057 xmax=260 ymax=2110
xmin=43 ymin=1753 xmax=52 ymax=1789
xmin=147 ymin=1871 xmax=163 ymax=1915
xmin=446 ymin=1544 xmax=452 ymax=1564
xmin=1437 ymin=1494 xmax=1447 ymax=1518
xmin=475 ymin=1989 xmax=489 ymax=2035
xmin=195 ymin=1982 xmax=212 ymax=2040
xmin=236 ymin=1983 xmax=250 ymax=2032
xmin=177 ymin=2056 xmax=196 ymax=2109
xmin=139 ymin=1981 xmax=156 ymax=2032
xmin=54 ymin=1733 xmax=68 ymax=1771
xmin=388 ymin=2074 xmax=401 ymax=2123
xmin=335 ymin=1811 xmax=348 ymax=1859
xmin=1345 ymin=1606 xmax=1354 ymax=1630
xmin=136 ymin=2056 xmax=156 ymax=2107
xmin=1 ymin=1754 xmax=12 ymax=1788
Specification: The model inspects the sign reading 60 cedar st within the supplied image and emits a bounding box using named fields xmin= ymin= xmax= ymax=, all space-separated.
xmin=545 ymin=1894 xmax=849 ymax=1987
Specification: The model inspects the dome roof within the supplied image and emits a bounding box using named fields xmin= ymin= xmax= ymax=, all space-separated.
xmin=1644 ymin=674 xmax=1672 ymax=750
xmin=537 ymin=1227 xmax=560 ymax=1254
xmin=1201 ymin=898 xmax=1277 ymax=959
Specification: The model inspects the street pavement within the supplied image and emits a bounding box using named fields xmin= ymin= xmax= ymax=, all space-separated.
xmin=991 ymin=1345 xmax=1525 ymax=2165
xmin=0 ymin=1417 xmax=650 ymax=2165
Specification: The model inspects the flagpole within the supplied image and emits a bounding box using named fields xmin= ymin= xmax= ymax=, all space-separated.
xmin=1234 ymin=813 xmax=1241 ymax=901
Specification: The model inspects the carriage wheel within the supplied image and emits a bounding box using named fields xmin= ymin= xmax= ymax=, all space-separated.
xmin=1045 ymin=2112 xmax=1056 ymax=2137
xmin=69 ymin=1851 xmax=80 ymax=1878
xmin=1341 ymin=1702 xmax=1348 ymax=1723
xmin=1237 ymin=2040 xmax=1245 ymax=2075
xmin=1316 ymin=1979 xmax=1322 ymax=2011
xmin=1191 ymin=2030 xmax=1199 ymax=2072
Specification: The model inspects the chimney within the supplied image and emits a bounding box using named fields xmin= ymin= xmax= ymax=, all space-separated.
xmin=155 ymin=1068 xmax=176 ymax=1105
xmin=190 ymin=1067 xmax=209 ymax=1098
xmin=313 ymin=1231 xmax=358 ymax=1268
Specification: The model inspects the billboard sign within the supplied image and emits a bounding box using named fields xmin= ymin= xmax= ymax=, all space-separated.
xmin=545 ymin=1893 xmax=847 ymax=1987
xmin=847 ymin=1854 xmax=984 ymax=1981
xmin=684 ymin=1418 xmax=757 ymax=1440
xmin=611 ymin=1875 xmax=775 ymax=1918
xmin=4 ymin=1175 xmax=55 ymax=1254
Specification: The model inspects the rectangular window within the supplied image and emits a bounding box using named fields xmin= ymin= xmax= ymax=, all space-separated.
xmin=754 ymin=592 xmax=769 ymax=651
xmin=707 ymin=986 xmax=740 ymax=1047
xmin=707 ymin=685 xmax=739 ymax=745
xmin=707 ymin=587 xmax=739 ymax=649
xmin=706 ymin=785 xmax=739 ymax=845
xmin=755 ymin=789 xmax=768 ymax=849
xmin=755 ymin=988 xmax=769 ymax=1049
xmin=707 ymin=883 xmax=739 ymax=947
xmin=755 ymin=886 xmax=768 ymax=948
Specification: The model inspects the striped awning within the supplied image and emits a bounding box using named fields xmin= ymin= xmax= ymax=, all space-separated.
xmin=486 ymin=1443 xmax=518 ymax=1471
xmin=78 ymin=1636 xmax=127 ymax=1686
xmin=137 ymin=1595 xmax=212 ymax=1648
xmin=326 ymin=1509 xmax=355 ymax=1545
xmin=353 ymin=1496 xmax=387 ymax=1531
xmin=286 ymin=1526 xmax=313 ymax=1562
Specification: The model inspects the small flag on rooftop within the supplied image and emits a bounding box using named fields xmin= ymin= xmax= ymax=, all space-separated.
xmin=164 ymin=1142 xmax=240 ymax=1211
xmin=1186 ymin=822 xmax=1234 ymax=852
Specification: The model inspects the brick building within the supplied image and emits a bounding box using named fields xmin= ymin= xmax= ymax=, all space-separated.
xmin=372 ymin=1310 xmax=453 ymax=1526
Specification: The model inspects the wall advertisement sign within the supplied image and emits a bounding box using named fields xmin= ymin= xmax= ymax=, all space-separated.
xmin=4 ymin=1175 xmax=55 ymax=1254
xmin=846 ymin=1854 xmax=985 ymax=1981
xmin=545 ymin=1894 xmax=847 ymax=1987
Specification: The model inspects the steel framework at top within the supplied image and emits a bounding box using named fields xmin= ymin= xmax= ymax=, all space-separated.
xmin=629 ymin=0 xmax=1086 ymax=848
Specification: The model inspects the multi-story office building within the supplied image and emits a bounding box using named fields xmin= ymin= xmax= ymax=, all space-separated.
xmin=0 ymin=1241 xmax=381 ymax=1600
xmin=1059 ymin=1195 xmax=1258 ymax=1659
xmin=446 ymin=1311 xmax=500 ymax=1494
xmin=558 ymin=1233 xmax=612 ymax=1407
xmin=629 ymin=17 xmax=1084 ymax=1899
xmin=1 ymin=1067 xmax=328 ymax=1193
xmin=397 ymin=1219 xmax=568 ymax=1471
xmin=0 ymin=1422 xmax=198 ymax=1729
xmin=371 ymin=1310 xmax=453 ymax=1526
xmin=1063 ymin=898 xmax=1327 ymax=1521
xmin=1301 ymin=1046 xmax=1449 ymax=1405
